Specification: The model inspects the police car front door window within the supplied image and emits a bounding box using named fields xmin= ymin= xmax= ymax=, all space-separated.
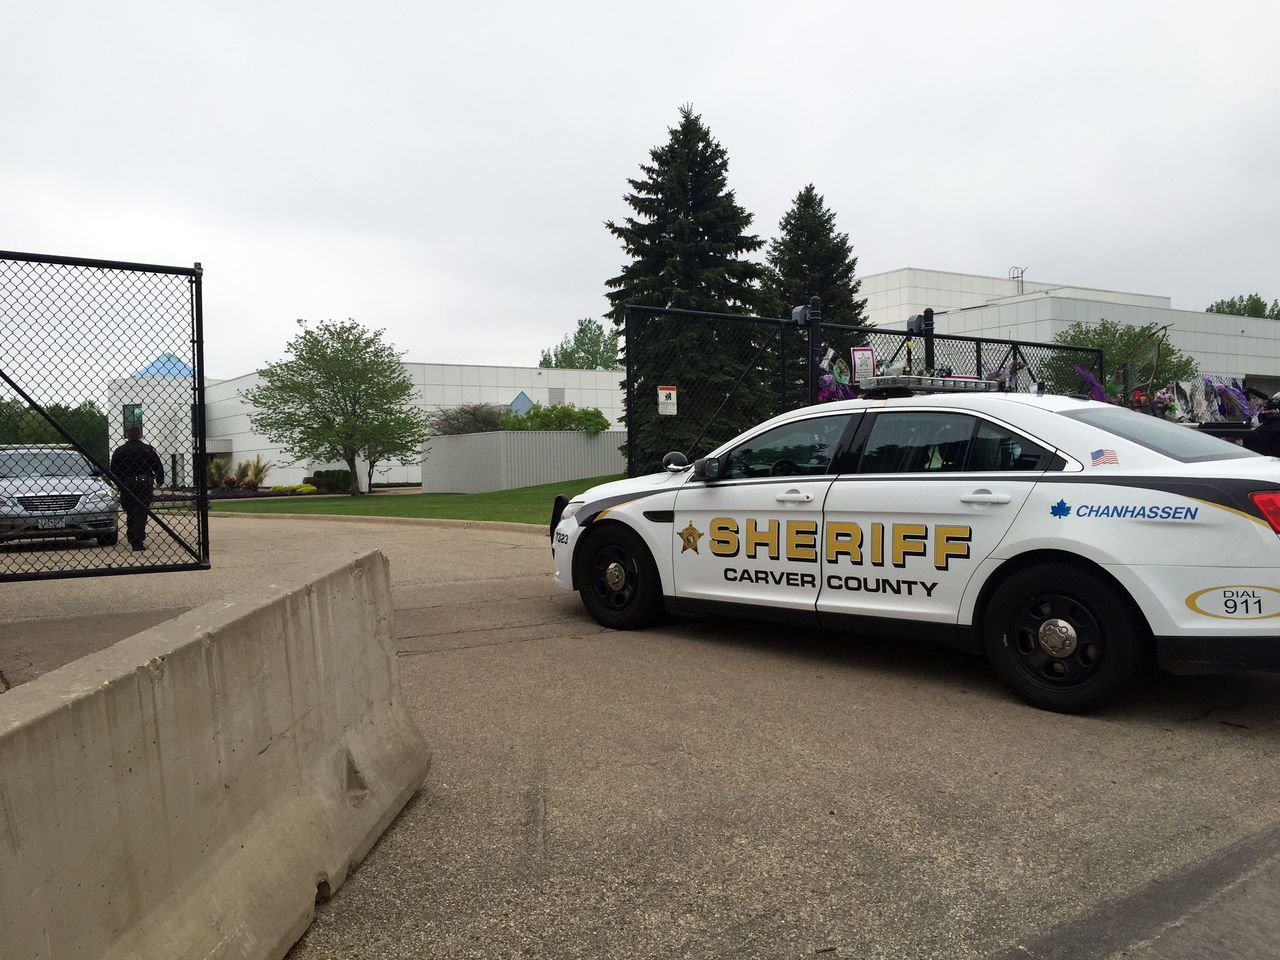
xmin=723 ymin=415 xmax=851 ymax=479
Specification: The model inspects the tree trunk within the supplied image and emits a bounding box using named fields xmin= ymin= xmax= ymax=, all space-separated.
xmin=344 ymin=455 xmax=361 ymax=495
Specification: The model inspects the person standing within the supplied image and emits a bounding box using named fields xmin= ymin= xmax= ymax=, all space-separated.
xmin=110 ymin=426 xmax=164 ymax=551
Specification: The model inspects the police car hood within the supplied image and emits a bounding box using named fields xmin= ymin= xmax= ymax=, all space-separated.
xmin=571 ymin=470 xmax=684 ymax=506
xmin=0 ymin=474 xmax=109 ymax=499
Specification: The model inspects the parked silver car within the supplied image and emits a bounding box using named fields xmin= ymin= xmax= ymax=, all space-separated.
xmin=0 ymin=445 xmax=119 ymax=547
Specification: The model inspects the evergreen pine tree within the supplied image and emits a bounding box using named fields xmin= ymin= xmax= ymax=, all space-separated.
xmin=763 ymin=184 xmax=866 ymax=325
xmin=604 ymin=106 xmax=772 ymax=472
xmin=605 ymin=104 xmax=764 ymax=319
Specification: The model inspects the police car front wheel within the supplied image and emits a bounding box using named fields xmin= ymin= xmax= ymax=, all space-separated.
xmin=575 ymin=525 xmax=663 ymax=630
xmin=983 ymin=564 xmax=1148 ymax=713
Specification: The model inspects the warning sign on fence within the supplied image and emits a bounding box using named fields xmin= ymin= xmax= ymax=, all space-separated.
xmin=657 ymin=385 xmax=678 ymax=416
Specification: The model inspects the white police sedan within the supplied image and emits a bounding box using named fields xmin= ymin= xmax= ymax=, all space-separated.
xmin=550 ymin=386 xmax=1280 ymax=712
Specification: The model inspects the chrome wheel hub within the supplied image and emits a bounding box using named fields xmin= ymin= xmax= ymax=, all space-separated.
xmin=1038 ymin=617 xmax=1078 ymax=658
xmin=605 ymin=561 xmax=627 ymax=592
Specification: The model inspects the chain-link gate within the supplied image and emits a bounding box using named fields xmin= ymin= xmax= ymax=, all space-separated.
xmin=623 ymin=304 xmax=1103 ymax=476
xmin=0 ymin=250 xmax=209 ymax=582
xmin=624 ymin=307 xmax=806 ymax=478
xmin=819 ymin=323 xmax=1104 ymax=395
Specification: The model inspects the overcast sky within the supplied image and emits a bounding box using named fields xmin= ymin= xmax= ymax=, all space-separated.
xmin=4 ymin=1 xmax=1278 ymax=378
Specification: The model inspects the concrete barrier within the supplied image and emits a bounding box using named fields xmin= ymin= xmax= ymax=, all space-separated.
xmin=0 ymin=549 xmax=430 ymax=959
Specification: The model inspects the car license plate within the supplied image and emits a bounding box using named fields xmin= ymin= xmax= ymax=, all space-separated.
xmin=36 ymin=517 xmax=64 ymax=530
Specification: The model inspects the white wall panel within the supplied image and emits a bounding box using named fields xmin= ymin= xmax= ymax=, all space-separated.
xmin=422 ymin=431 xmax=626 ymax=494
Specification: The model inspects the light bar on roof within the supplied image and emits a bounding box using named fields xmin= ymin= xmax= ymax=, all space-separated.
xmin=862 ymin=375 xmax=997 ymax=392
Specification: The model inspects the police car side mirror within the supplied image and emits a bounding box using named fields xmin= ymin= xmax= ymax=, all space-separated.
xmin=662 ymin=451 xmax=688 ymax=473
xmin=692 ymin=457 xmax=722 ymax=481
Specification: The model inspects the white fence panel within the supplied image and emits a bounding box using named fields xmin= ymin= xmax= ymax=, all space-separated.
xmin=422 ymin=430 xmax=625 ymax=493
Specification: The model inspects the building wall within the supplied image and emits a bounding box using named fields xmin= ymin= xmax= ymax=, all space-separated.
xmin=858 ymin=267 xmax=1170 ymax=329
xmin=932 ymin=292 xmax=1280 ymax=385
xmin=202 ymin=363 xmax=626 ymax=487
xmin=422 ymin=430 xmax=626 ymax=493
xmin=106 ymin=375 xmax=198 ymax=487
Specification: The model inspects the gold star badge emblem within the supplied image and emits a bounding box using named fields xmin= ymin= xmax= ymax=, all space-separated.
xmin=679 ymin=521 xmax=703 ymax=553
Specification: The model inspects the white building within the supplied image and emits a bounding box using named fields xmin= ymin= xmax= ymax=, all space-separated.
xmin=858 ymin=267 xmax=1280 ymax=392
xmin=203 ymin=363 xmax=624 ymax=487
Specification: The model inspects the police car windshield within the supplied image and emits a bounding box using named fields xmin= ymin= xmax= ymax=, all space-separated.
xmin=1060 ymin=407 xmax=1261 ymax=463
xmin=0 ymin=450 xmax=94 ymax=478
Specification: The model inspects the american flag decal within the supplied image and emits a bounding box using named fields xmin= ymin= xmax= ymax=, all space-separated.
xmin=1091 ymin=448 xmax=1119 ymax=466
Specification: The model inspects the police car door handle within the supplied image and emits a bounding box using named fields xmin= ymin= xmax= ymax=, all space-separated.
xmin=775 ymin=490 xmax=813 ymax=503
xmin=961 ymin=489 xmax=1011 ymax=504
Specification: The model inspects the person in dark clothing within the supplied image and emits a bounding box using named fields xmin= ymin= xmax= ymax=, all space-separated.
xmin=110 ymin=426 xmax=164 ymax=551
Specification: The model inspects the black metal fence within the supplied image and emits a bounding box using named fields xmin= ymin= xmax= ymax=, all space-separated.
xmin=622 ymin=304 xmax=1103 ymax=476
xmin=0 ymin=251 xmax=209 ymax=582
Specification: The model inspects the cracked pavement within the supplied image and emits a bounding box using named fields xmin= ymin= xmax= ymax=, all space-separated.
xmin=4 ymin=515 xmax=1280 ymax=958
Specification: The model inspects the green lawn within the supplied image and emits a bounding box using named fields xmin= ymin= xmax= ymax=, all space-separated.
xmin=210 ymin=474 xmax=622 ymax=525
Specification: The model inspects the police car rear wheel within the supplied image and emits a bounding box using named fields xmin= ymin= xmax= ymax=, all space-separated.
xmin=576 ymin=526 xmax=662 ymax=629
xmin=983 ymin=565 xmax=1145 ymax=713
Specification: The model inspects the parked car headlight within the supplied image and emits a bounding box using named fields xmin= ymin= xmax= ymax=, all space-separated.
xmin=0 ymin=495 xmax=15 ymax=508
xmin=83 ymin=490 xmax=117 ymax=506
xmin=559 ymin=500 xmax=584 ymax=521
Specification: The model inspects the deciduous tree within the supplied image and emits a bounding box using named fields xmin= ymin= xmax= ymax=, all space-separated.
xmin=1206 ymin=294 xmax=1280 ymax=319
xmin=242 ymin=319 xmax=427 ymax=494
xmin=539 ymin=318 xmax=619 ymax=369
xmin=1049 ymin=319 xmax=1197 ymax=395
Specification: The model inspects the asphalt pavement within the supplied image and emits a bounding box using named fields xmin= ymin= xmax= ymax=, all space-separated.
xmin=3 ymin=515 xmax=1280 ymax=958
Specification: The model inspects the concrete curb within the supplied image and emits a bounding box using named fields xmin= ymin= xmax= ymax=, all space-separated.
xmin=212 ymin=512 xmax=545 ymax=534
xmin=0 ymin=549 xmax=431 ymax=960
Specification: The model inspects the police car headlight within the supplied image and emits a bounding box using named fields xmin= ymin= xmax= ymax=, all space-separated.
xmin=560 ymin=500 xmax=584 ymax=522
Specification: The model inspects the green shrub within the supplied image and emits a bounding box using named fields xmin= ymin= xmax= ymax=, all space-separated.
xmin=499 ymin=403 xmax=611 ymax=433
xmin=270 ymin=483 xmax=319 ymax=494
xmin=424 ymin=403 xmax=505 ymax=436
xmin=311 ymin=468 xmax=352 ymax=491
xmin=234 ymin=454 xmax=274 ymax=486
xmin=208 ymin=457 xmax=228 ymax=489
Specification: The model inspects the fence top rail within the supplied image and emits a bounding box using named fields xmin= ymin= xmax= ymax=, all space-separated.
xmin=820 ymin=321 xmax=1103 ymax=359
xmin=0 ymin=249 xmax=201 ymax=278
xmin=624 ymin=304 xmax=792 ymax=325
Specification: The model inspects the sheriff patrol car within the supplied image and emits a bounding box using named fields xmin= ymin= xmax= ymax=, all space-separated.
xmin=550 ymin=383 xmax=1280 ymax=712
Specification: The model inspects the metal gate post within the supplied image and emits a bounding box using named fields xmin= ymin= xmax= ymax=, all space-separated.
xmin=807 ymin=295 xmax=821 ymax=406
xmin=624 ymin=307 xmax=637 ymax=477
xmin=191 ymin=262 xmax=210 ymax=562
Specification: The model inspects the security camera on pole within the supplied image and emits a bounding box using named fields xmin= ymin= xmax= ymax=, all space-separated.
xmin=906 ymin=307 xmax=935 ymax=374
xmin=792 ymin=295 xmax=822 ymax=405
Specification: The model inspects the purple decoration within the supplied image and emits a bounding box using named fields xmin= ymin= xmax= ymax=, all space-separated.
xmin=1075 ymin=364 xmax=1109 ymax=403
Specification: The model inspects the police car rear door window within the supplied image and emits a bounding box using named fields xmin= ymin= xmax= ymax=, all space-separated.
xmin=1061 ymin=406 xmax=1260 ymax=463
xmin=858 ymin=412 xmax=973 ymax=474
xmin=821 ymin=411 xmax=1040 ymax=625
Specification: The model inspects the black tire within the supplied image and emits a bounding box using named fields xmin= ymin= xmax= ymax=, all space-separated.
xmin=575 ymin=523 xmax=663 ymax=630
xmin=982 ymin=564 xmax=1148 ymax=713
xmin=96 ymin=532 xmax=118 ymax=547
